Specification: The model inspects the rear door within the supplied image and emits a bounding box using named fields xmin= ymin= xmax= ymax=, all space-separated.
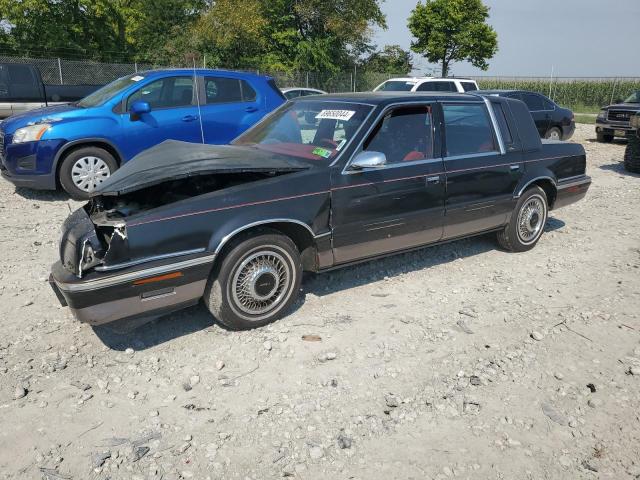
xmin=441 ymin=100 xmax=523 ymax=239
xmin=198 ymin=76 xmax=264 ymax=144
xmin=331 ymin=103 xmax=445 ymax=264
xmin=518 ymin=93 xmax=551 ymax=137
xmin=119 ymin=75 xmax=202 ymax=160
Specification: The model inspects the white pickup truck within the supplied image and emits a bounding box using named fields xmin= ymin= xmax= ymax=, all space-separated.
xmin=374 ymin=76 xmax=479 ymax=94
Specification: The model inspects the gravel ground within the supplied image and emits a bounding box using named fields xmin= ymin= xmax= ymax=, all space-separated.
xmin=1 ymin=124 xmax=639 ymax=480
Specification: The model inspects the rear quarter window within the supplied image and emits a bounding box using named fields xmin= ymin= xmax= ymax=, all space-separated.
xmin=461 ymin=82 xmax=478 ymax=92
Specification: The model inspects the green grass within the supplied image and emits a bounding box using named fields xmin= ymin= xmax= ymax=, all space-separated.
xmin=574 ymin=114 xmax=596 ymax=125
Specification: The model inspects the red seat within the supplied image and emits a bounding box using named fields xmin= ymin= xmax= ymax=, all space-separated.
xmin=403 ymin=151 xmax=425 ymax=162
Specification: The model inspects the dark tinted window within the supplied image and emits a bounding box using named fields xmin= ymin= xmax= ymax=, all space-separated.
xmin=417 ymin=81 xmax=457 ymax=92
xmin=204 ymin=77 xmax=242 ymax=104
xmin=377 ymin=80 xmax=416 ymax=92
xmin=241 ymin=80 xmax=257 ymax=102
xmin=521 ymin=93 xmax=544 ymax=111
xmin=127 ymin=76 xmax=194 ymax=109
xmin=541 ymin=97 xmax=555 ymax=110
xmin=443 ymin=104 xmax=496 ymax=156
xmin=364 ymin=106 xmax=434 ymax=164
xmin=491 ymin=103 xmax=513 ymax=144
xmin=461 ymin=82 xmax=477 ymax=92
xmin=284 ymin=90 xmax=301 ymax=100
xmin=0 ymin=64 xmax=40 ymax=101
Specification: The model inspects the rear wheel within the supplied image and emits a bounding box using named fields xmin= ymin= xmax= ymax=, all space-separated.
xmin=204 ymin=232 xmax=302 ymax=330
xmin=545 ymin=127 xmax=562 ymax=140
xmin=497 ymin=186 xmax=548 ymax=252
xmin=596 ymin=132 xmax=614 ymax=143
xmin=59 ymin=146 xmax=118 ymax=200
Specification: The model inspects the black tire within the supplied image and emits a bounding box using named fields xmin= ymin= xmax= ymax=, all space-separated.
xmin=497 ymin=186 xmax=549 ymax=252
xmin=545 ymin=127 xmax=562 ymax=141
xmin=204 ymin=232 xmax=302 ymax=330
xmin=596 ymin=132 xmax=614 ymax=143
xmin=59 ymin=146 xmax=118 ymax=200
xmin=624 ymin=140 xmax=640 ymax=173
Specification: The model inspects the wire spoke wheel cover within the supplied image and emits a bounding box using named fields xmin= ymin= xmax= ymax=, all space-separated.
xmin=71 ymin=156 xmax=111 ymax=193
xmin=517 ymin=194 xmax=547 ymax=245
xmin=230 ymin=249 xmax=293 ymax=317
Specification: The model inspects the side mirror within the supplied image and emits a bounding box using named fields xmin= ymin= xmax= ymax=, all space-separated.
xmin=129 ymin=100 xmax=151 ymax=120
xmin=349 ymin=151 xmax=387 ymax=171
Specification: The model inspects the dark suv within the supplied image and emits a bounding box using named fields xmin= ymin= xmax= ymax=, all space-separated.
xmin=596 ymin=91 xmax=640 ymax=142
xmin=624 ymin=113 xmax=640 ymax=173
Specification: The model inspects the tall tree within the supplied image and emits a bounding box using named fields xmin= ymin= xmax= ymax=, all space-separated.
xmin=408 ymin=0 xmax=497 ymax=77
xmin=363 ymin=45 xmax=413 ymax=74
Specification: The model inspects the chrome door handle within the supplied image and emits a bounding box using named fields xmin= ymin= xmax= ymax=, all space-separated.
xmin=510 ymin=164 xmax=520 ymax=171
xmin=426 ymin=175 xmax=441 ymax=184
xmin=182 ymin=115 xmax=199 ymax=122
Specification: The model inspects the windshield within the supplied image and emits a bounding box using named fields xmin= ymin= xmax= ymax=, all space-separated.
xmin=623 ymin=91 xmax=640 ymax=104
xmin=375 ymin=80 xmax=416 ymax=92
xmin=233 ymin=101 xmax=373 ymax=162
xmin=77 ymin=73 xmax=146 ymax=108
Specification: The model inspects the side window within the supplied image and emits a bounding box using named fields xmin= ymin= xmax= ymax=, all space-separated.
xmin=491 ymin=103 xmax=514 ymax=145
xmin=204 ymin=77 xmax=242 ymax=104
xmin=241 ymin=80 xmax=257 ymax=102
xmin=127 ymin=76 xmax=194 ymax=110
xmin=417 ymin=81 xmax=456 ymax=92
xmin=284 ymin=90 xmax=300 ymax=100
xmin=521 ymin=93 xmax=544 ymax=111
xmin=363 ymin=106 xmax=434 ymax=164
xmin=542 ymin=97 xmax=555 ymax=110
xmin=462 ymin=82 xmax=478 ymax=92
xmin=443 ymin=104 xmax=496 ymax=157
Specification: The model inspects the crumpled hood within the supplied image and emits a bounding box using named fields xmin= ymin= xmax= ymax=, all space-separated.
xmin=1 ymin=103 xmax=83 ymax=132
xmin=95 ymin=140 xmax=311 ymax=197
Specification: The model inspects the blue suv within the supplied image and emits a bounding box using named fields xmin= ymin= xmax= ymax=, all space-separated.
xmin=0 ymin=69 xmax=285 ymax=199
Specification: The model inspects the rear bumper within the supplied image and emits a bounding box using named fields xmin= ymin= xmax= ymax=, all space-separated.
xmin=49 ymin=254 xmax=214 ymax=325
xmin=553 ymin=175 xmax=591 ymax=210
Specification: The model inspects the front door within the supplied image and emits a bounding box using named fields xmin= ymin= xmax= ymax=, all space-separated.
xmin=441 ymin=101 xmax=523 ymax=239
xmin=331 ymin=105 xmax=446 ymax=265
xmin=119 ymin=75 xmax=202 ymax=160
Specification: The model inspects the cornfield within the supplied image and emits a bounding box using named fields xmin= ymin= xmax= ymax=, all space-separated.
xmin=476 ymin=78 xmax=640 ymax=112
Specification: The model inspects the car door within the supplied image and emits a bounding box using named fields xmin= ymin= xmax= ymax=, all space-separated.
xmin=119 ymin=75 xmax=202 ymax=160
xmin=518 ymin=93 xmax=550 ymax=137
xmin=198 ymin=76 xmax=264 ymax=144
xmin=442 ymin=100 xmax=523 ymax=239
xmin=331 ymin=104 xmax=446 ymax=264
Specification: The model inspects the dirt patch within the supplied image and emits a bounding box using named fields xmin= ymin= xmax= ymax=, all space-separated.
xmin=1 ymin=124 xmax=639 ymax=479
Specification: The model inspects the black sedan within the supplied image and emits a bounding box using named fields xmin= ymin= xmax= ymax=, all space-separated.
xmin=50 ymin=92 xmax=590 ymax=331
xmin=478 ymin=90 xmax=575 ymax=141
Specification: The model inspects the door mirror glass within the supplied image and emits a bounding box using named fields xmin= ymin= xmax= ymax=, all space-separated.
xmin=349 ymin=151 xmax=387 ymax=170
xmin=129 ymin=100 xmax=151 ymax=120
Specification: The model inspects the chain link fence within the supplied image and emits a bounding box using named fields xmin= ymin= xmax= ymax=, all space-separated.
xmin=2 ymin=55 xmax=639 ymax=110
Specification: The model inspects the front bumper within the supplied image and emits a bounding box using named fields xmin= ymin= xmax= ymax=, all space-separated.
xmin=49 ymin=253 xmax=214 ymax=325
xmin=0 ymin=138 xmax=65 ymax=190
xmin=595 ymin=120 xmax=634 ymax=137
xmin=554 ymin=175 xmax=591 ymax=210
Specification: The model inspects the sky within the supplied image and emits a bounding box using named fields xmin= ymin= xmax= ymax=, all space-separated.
xmin=372 ymin=0 xmax=640 ymax=78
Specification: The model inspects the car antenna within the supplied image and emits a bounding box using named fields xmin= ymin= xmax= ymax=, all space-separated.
xmin=193 ymin=59 xmax=205 ymax=144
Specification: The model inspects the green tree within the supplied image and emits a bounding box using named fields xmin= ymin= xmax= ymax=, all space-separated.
xmin=363 ymin=45 xmax=413 ymax=74
xmin=408 ymin=0 xmax=497 ymax=77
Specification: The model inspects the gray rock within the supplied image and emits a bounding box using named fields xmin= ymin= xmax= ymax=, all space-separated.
xmin=587 ymin=398 xmax=602 ymax=408
xmin=385 ymin=394 xmax=400 ymax=408
xmin=92 ymin=451 xmax=111 ymax=468
xmin=308 ymin=445 xmax=324 ymax=460
xmin=263 ymin=341 xmax=273 ymax=351
xmin=531 ymin=331 xmax=544 ymax=341
xmin=541 ymin=402 xmax=568 ymax=425
xmin=337 ymin=434 xmax=352 ymax=449
xmin=13 ymin=386 xmax=27 ymax=400
xmin=216 ymin=360 xmax=225 ymax=371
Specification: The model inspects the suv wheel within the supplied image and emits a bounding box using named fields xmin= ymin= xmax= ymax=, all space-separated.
xmin=204 ymin=232 xmax=302 ymax=330
xmin=497 ymin=186 xmax=548 ymax=252
xmin=624 ymin=140 xmax=640 ymax=173
xmin=59 ymin=146 xmax=118 ymax=200
xmin=596 ymin=132 xmax=614 ymax=143
xmin=545 ymin=127 xmax=562 ymax=140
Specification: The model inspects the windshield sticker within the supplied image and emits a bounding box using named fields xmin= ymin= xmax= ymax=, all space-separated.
xmin=131 ymin=75 xmax=144 ymax=82
xmin=315 ymin=110 xmax=356 ymax=121
xmin=336 ymin=139 xmax=348 ymax=151
xmin=312 ymin=147 xmax=333 ymax=159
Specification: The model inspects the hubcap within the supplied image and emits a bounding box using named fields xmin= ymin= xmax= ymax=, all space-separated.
xmin=71 ymin=156 xmax=111 ymax=193
xmin=231 ymin=250 xmax=291 ymax=316
xmin=549 ymin=130 xmax=560 ymax=140
xmin=517 ymin=195 xmax=546 ymax=244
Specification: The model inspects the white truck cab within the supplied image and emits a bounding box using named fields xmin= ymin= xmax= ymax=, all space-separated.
xmin=374 ymin=77 xmax=479 ymax=94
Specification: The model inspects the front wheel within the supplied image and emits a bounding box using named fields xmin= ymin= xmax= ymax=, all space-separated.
xmin=596 ymin=132 xmax=614 ymax=143
xmin=59 ymin=146 xmax=118 ymax=200
xmin=497 ymin=186 xmax=549 ymax=252
xmin=204 ymin=232 xmax=302 ymax=330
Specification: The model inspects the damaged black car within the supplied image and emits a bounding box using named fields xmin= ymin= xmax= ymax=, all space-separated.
xmin=50 ymin=93 xmax=590 ymax=330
